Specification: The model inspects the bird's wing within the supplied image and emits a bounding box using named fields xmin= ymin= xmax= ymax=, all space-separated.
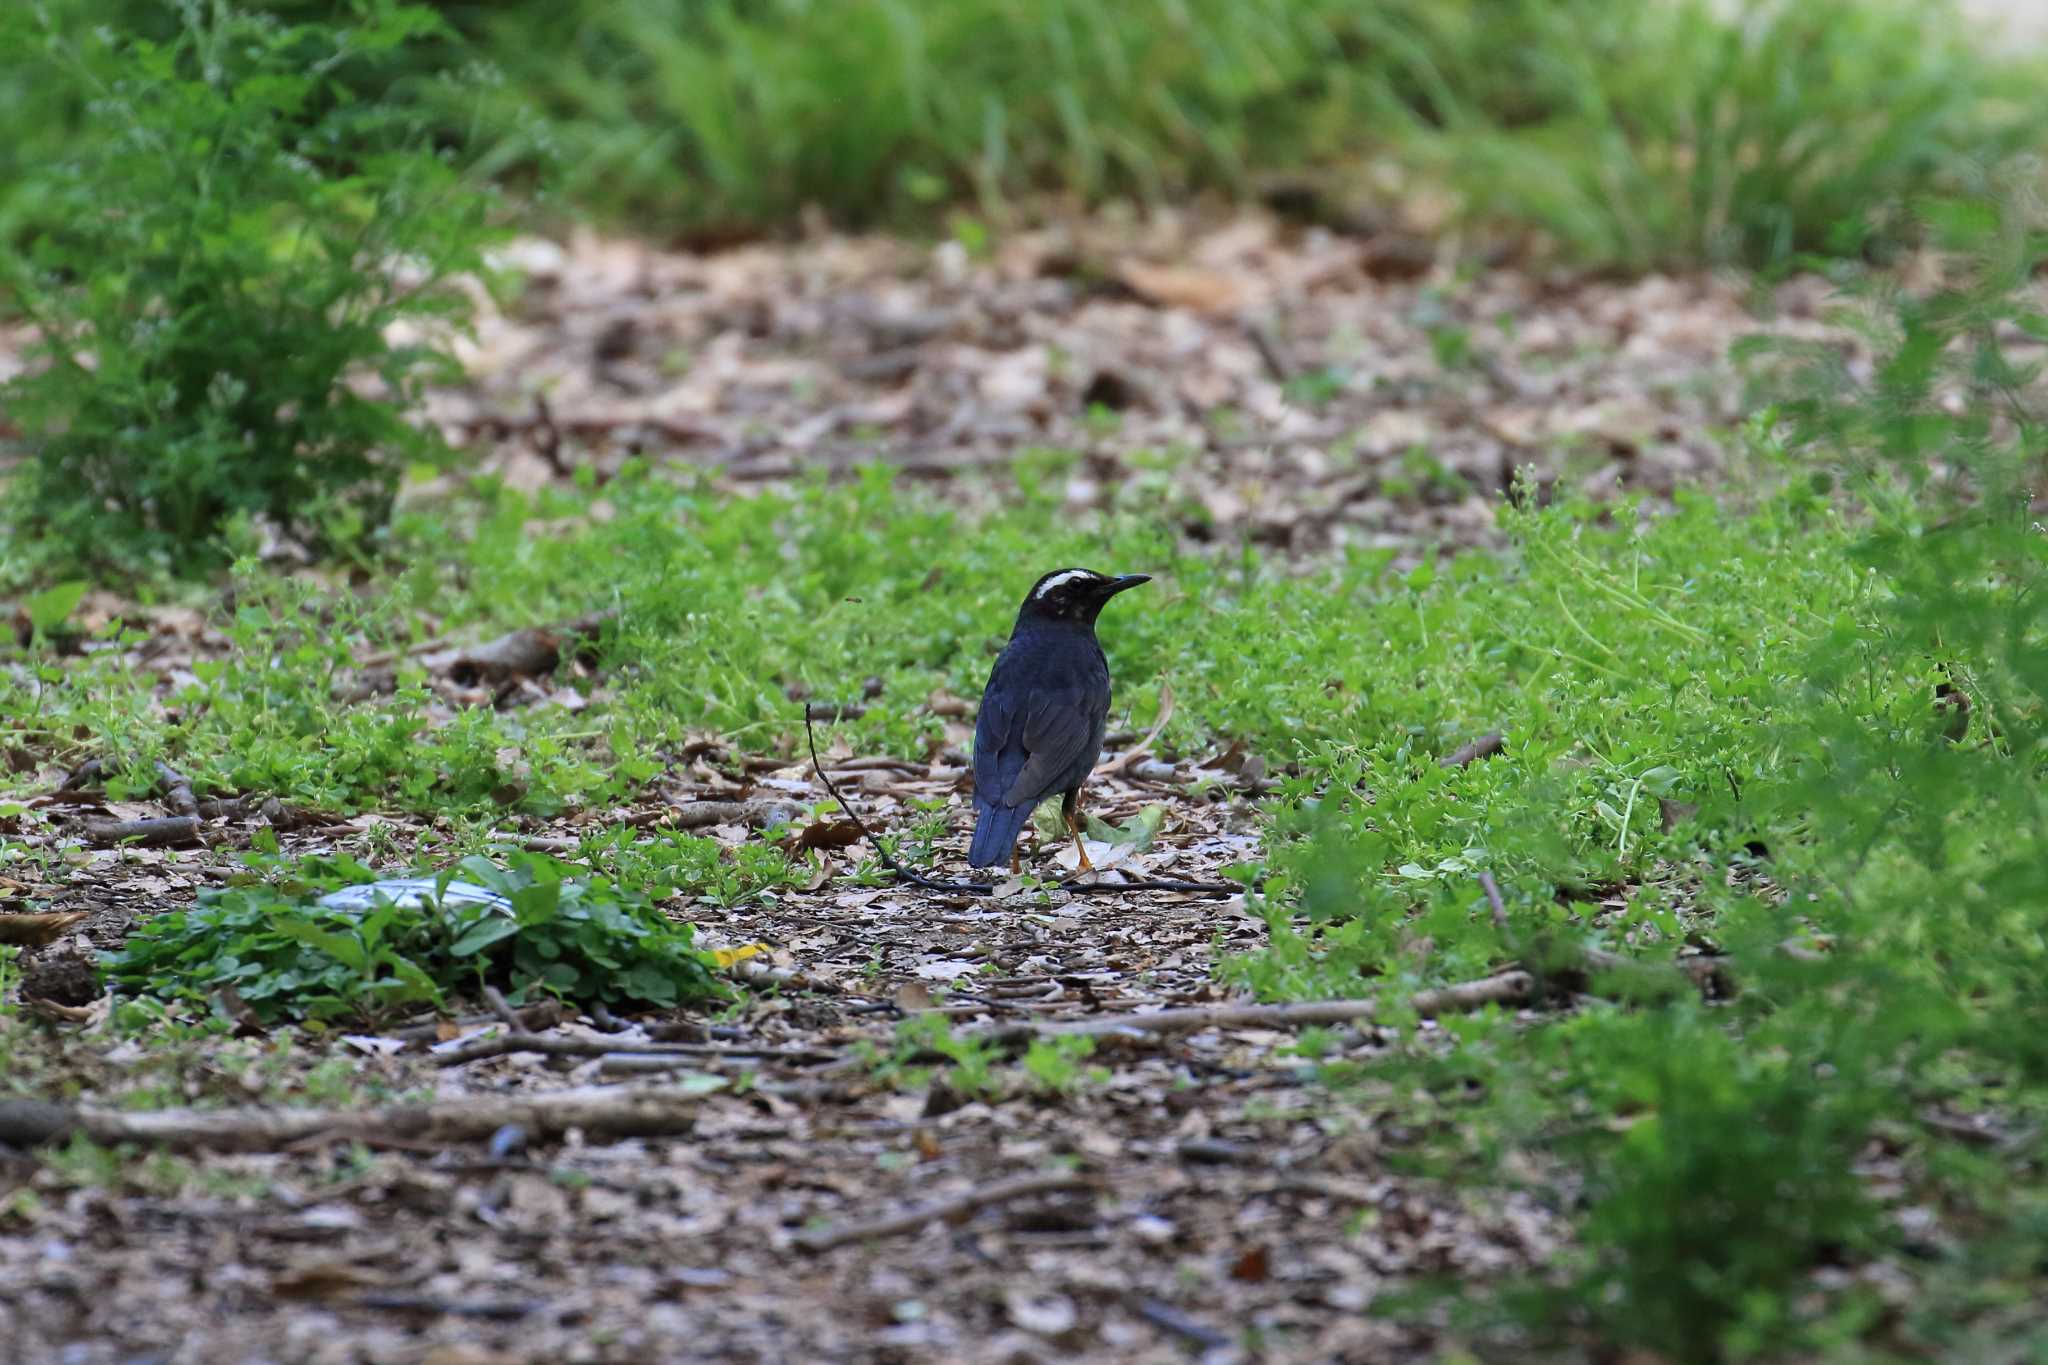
xmin=1002 ymin=689 xmax=1100 ymax=808
xmin=972 ymin=686 xmax=1017 ymax=806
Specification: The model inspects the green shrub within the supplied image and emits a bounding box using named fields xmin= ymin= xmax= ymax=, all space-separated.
xmin=103 ymin=852 xmax=724 ymax=1024
xmin=1 ymin=0 xmax=503 ymax=575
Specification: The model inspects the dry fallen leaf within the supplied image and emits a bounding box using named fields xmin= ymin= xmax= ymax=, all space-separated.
xmin=782 ymin=818 xmax=864 ymax=853
xmin=1116 ymin=259 xmax=1245 ymax=314
xmin=419 ymin=1349 xmax=528 ymax=1365
xmin=269 ymin=1261 xmax=391 ymax=1301
xmin=1229 ymin=1243 xmax=1272 ymax=1282
xmin=924 ymin=687 xmax=972 ymax=719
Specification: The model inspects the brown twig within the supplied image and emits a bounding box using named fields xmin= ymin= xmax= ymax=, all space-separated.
xmin=1478 ymin=870 xmax=1510 ymax=936
xmin=1441 ymin=731 xmax=1505 ymax=768
xmin=480 ymin=985 xmax=524 ymax=1032
xmin=1246 ymin=318 xmax=1298 ymax=386
xmin=793 ymin=1172 xmax=1099 ymax=1253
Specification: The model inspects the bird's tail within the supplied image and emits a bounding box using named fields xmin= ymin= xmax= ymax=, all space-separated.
xmin=968 ymin=798 xmax=1035 ymax=868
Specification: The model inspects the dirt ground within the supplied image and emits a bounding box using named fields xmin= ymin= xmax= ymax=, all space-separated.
xmin=0 ymin=211 xmax=1849 ymax=1363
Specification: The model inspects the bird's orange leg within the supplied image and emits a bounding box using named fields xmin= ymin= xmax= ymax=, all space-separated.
xmin=1063 ymin=791 xmax=1092 ymax=872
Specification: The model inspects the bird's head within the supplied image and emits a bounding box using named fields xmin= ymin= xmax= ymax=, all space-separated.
xmin=1014 ymin=568 xmax=1151 ymax=626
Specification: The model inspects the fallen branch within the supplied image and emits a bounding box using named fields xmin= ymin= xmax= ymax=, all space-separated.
xmin=81 ymin=815 xmax=200 ymax=848
xmin=794 ymin=1172 xmax=1099 ymax=1253
xmin=432 ymin=1028 xmax=834 ymax=1068
xmin=0 ymin=1082 xmax=711 ymax=1152
xmin=971 ymin=970 xmax=1535 ymax=1046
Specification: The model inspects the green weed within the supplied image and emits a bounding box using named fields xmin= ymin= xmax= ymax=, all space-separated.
xmin=1021 ymin=1035 xmax=1107 ymax=1095
xmin=103 ymin=850 xmax=723 ymax=1023
xmin=859 ymin=1011 xmax=1007 ymax=1100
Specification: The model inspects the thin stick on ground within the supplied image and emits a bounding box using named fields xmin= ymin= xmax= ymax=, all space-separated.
xmin=1441 ymin=731 xmax=1505 ymax=768
xmin=1478 ymin=870 xmax=1510 ymax=936
xmin=970 ymin=970 xmax=1535 ymax=1046
xmin=793 ymin=1171 xmax=1099 ymax=1253
xmin=432 ymin=1030 xmax=835 ymax=1068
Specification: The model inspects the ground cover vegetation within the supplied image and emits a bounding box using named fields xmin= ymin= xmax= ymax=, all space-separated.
xmin=1 ymin=0 xmax=2045 ymax=1360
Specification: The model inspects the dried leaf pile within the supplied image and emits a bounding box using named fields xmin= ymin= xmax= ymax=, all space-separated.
xmin=423 ymin=210 xmax=1856 ymax=554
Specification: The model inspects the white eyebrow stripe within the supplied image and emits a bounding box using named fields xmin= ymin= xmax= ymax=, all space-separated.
xmin=1032 ymin=570 xmax=1099 ymax=600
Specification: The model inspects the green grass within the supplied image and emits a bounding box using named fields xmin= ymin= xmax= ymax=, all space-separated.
xmin=0 ymin=462 xmax=1849 ymax=844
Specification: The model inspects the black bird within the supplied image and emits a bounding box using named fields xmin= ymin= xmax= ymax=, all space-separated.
xmin=969 ymin=568 xmax=1150 ymax=871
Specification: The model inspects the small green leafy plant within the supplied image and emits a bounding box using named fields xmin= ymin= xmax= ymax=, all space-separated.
xmin=858 ymin=1011 xmax=1007 ymax=1100
xmin=1021 ymin=1035 xmax=1107 ymax=1095
xmin=103 ymin=852 xmax=723 ymax=1024
xmin=2 ymin=0 xmax=503 ymax=574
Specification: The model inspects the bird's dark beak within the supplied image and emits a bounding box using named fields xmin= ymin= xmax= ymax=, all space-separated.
xmin=1105 ymin=574 xmax=1151 ymax=596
